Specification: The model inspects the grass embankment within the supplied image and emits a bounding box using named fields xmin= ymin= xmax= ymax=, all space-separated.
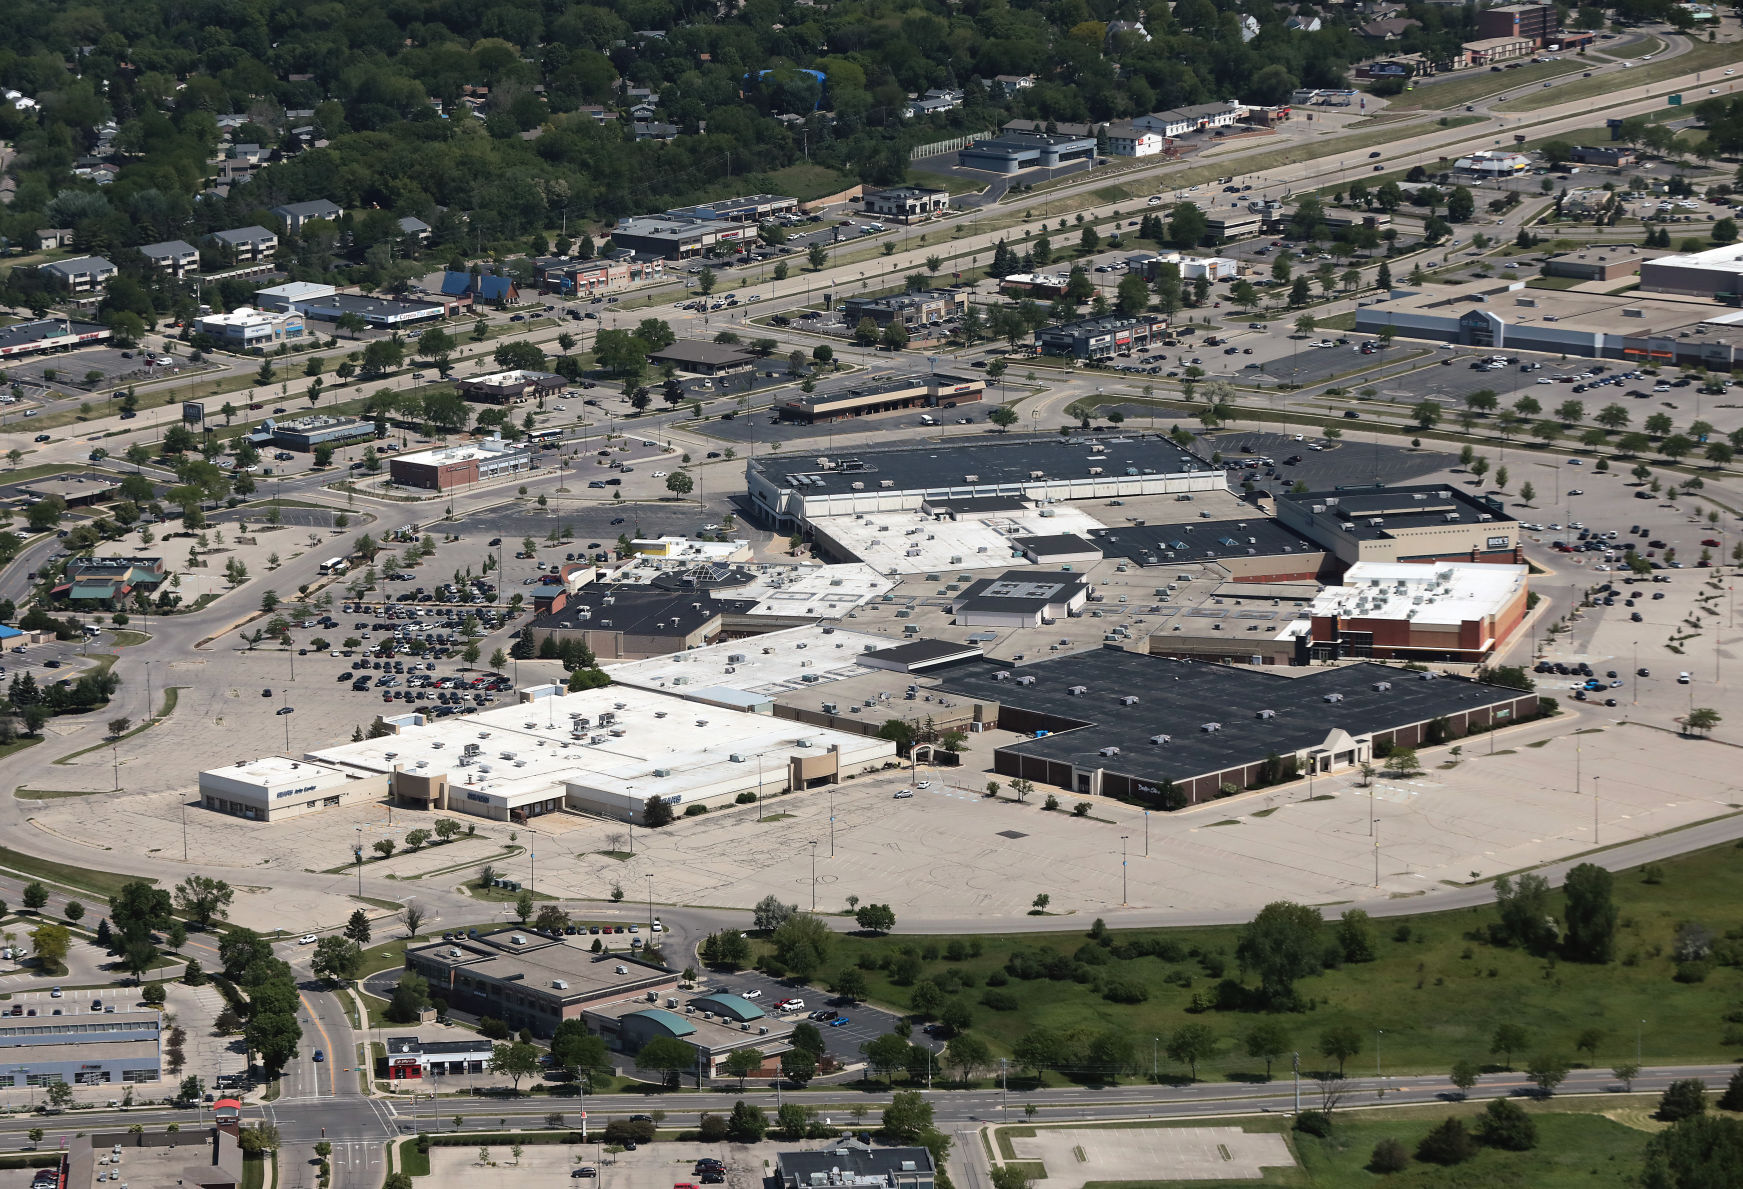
xmin=813 ymin=840 xmax=1743 ymax=1080
xmin=1388 ymin=60 xmax=1588 ymax=111
xmin=0 ymin=843 xmax=152 ymax=898
xmin=1495 ymin=38 xmax=1742 ymax=111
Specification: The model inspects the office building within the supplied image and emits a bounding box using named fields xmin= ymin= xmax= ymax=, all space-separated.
xmin=293 ymin=291 xmax=445 ymax=328
xmin=403 ymin=932 xmax=676 ymax=1038
xmin=609 ymin=214 xmax=749 ymax=259
xmin=64 ymin=1128 xmax=243 ymax=1189
xmin=647 ymin=340 xmax=757 ymax=376
xmin=253 ymin=281 xmax=338 ymax=311
xmin=777 ymin=1141 xmax=936 ymax=1189
xmin=1475 ymin=2 xmax=1559 ymax=44
xmin=958 ymin=130 xmax=1096 ymax=174
xmin=270 ymin=199 xmax=343 ymax=232
xmin=204 ymin=226 xmax=278 ymax=263
xmin=265 ymin=414 xmax=376 ymax=452
xmin=389 ymin=437 xmax=533 ymax=491
xmin=194 ymin=306 xmax=304 ymax=350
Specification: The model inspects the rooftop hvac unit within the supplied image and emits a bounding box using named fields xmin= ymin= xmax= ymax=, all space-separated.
xmin=1372 ymin=681 xmax=1392 ymax=692
xmin=1150 ymin=733 xmax=1171 ymax=745
xmin=1120 ymin=695 xmax=1139 ymax=706
xmin=758 ymin=1025 xmax=769 ymax=1035
xmin=993 ymin=672 xmax=1010 ymax=681
xmin=1098 ymin=746 xmax=1121 ymax=757
xmin=615 ymin=966 xmax=628 ymax=974
xmin=729 ymin=753 xmax=747 ymax=762
xmin=741 ymin=1023 xmax=752 ymax=1032
xmin=1256 ymin=708 xmax=1276 ymax=719
xmin=822 ymin=703 xmax=838 ymax=714
xmin=447 ymin=947 xmax=461 ymax=957
xmin=1015 ymin=674 xmax=1036 ymax=685
xmin=511 ymin=934 xmax=527 ymax=945
xmin=1068 ymin=684 xmax=1087 ymax=696
xmin=1201 ymin=722 xmax=1222 ymax=733
xmin=797 ymin=739 xmax=812 ymax=748
xmin=653 ymin=768 xmax=671 ymax=778
xmin=728 ymin=653 xmax=747 ymax=664
xmin=1324 ymin=692 xmax=1345 ymax=703
xmin=552 ymin=979 xmax=568 ymax=990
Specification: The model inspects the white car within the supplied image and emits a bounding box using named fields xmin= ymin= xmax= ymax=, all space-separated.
xmin=652 ymin=470 xmax=668 ymax=478
xmin=893 ymin=790 xmax=915 ymax=799
xmin=916 ymin=780 xmax=932 ymax=790
xmin=740 ymin=988 xmax=762 ymax=999
xmin=1678 ymin=672 xmax=1692 ymax=684
xmin=298 ymin=934 xmax=318 ymax=945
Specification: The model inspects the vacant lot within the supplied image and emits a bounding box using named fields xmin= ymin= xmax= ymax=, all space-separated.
xmin=811 ymin=839 xmax=1743 ymax=1080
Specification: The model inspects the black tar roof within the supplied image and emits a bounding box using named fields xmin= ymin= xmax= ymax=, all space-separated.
xmin=939 ymin=648 xmax=1527 ymax=784
xmin=1013 ymin=533 xmax=1101 ymax=557
xmin=1278 ymin=484 xmax=1514 ymax=541
xmin=779 ymin=1145 xmax=936 ymax=1183
xmin=531 ymin=583 xmax=721 ymax=638
xmin=951 ymin=571 xmax=1089 ymax=615
xmin=861 ymin=638 xmax=984 ymax=670
xmin=750 ymin=433 xmax=1211 ymax=497
xmin=1089 ymin=517 xmax=1322 ymax=567
xmin=0 ymin=318 xmax=108 ymax=351
xmin=648 ymin=340 xmax=756 ymax=367
xmin=924 ymin=495 xmax=1030 ymax=514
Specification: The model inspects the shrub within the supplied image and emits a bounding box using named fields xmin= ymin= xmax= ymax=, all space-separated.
xmin=1102 ymin=978 xmax=1149 ymax=1004
xmin=1476 ymin=1097 xmax=1537 ymax=1150
xmin=1368 ymin=1138 xmax=1410 ymax=1174
xmin=1416 ymin=1118 xmax=1477 ymax=1165
xmin=734 ymin=791 xmax=757 ymax=804
xmin=979 ymin=989 xmax=1019 ymax=1011
xmin=478 ymin=1017 xmax=511 ymax=1040
xmin=683 ymin=804 xmax=709 ymax=817
xmin=1043 ymin=795 xmax=1060 ymax=811
xmin=1658 ymin=1078 xmax=1708 ymax=1122
xmin=1293 ymin=1111 xmax=1332 ymax=1138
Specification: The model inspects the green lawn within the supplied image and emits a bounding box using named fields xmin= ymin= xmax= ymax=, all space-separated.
xmin=807 ymin=840 xmax=1743 ymax=1082
xmin=239 ymin=1152 xmax=271 ymax=1189
xmin=1012 ymin=1104 xmax=1654 ymax=1188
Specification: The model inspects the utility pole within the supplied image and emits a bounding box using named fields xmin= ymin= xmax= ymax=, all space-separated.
xmin=1292 ymin=1052 xmax=1300 ymax=1116
xmin=1120 ymin=835 xmax=1129 ymax=906
xmin=809 ymin=841 xmax=817 ymax=912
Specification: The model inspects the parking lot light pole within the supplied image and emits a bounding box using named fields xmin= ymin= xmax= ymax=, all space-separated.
xmin=1120 ymin=835 xmax=1129 ymax=906
xmin=809 ymin=841 xmax=818 ymax=912
xmin=645 ymin=874 xmax=654 ymax=934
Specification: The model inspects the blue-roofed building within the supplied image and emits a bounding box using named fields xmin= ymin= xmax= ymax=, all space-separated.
xmin=585 ymin=990 xmax=798 ymax=1082
xmin=440 ymin=270 xmax=520 ymax=304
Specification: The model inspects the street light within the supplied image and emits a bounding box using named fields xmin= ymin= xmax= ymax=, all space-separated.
xmin=645 ymin=873 xmax=654 ymax=934
xmin=1120 ymin=835 xmax=1129 ymax=906
xmin=809 ymin=841 xmax=818 ymax=912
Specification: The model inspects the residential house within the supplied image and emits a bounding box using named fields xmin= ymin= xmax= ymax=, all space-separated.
xmin=905 ymin=88 xmax=964 ymax=118
xmin=1239 ymin=14 xmax=1262 ymax=41
xmin=1104 ymin=19 xmax=1151 ymax=44
xmin=990 ymin=74 xmax=1036 ymax=97
xmin=1284 ymin=14 xmax=1322 ymax=30
xmin=396 ymin=216 xmax=431 ymax=244
xmin=228 ymin=143 xmax=268 ymax=164
xmin=270 ymin=199 xmax=342 ymax=233
xmin=138 ymin=239 xmax=200 ymax=276
xmin=35 ymin=229 xmax=73 ymax=250
xmin=633 ymin=121 xmax=681 ymax=141
xmin=206 ymin=225 xmax=279 ymax=263
xmin=38 ymin=256 xmax=116 ymax=292
xmin=1359 ymin=17 xmax=1420 ymax=38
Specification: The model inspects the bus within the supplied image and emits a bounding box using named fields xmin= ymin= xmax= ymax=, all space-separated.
xmin=528 ymin=429 xmax=564 ymax=446
xmin=319 ymin=558 xmax=350 ymax=575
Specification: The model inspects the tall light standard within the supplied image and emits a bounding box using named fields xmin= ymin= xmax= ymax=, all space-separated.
xmin=1120 ymin=835 xmax=1129 ymax=906
xmin=645 ymin=873 xmax=654 ymax=934
xmin=1376 ymin=1029 xmax=1385 ymax=1092
xmin=1144 ymin=810 xmax=1149 ymax=857
xmin=809 ymin=841 xmax=818 ymax=912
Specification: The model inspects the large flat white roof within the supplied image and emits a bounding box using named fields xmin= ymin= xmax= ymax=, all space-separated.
xmin=814 ymin=505 xmax=1107 ymax=575
xmin=201 ymin=755 xmax=348 ymax=788
xmin=1292 ymin=562 xmax=1527 ymax=630
xmin=605 ymin=624 xmax=887 ymax=697
xmin=308 ymin=684 xmax=888 ymax=806
xmin=607 ymin=559 xmax=895 ymax=617
xmin=395 ymin=438 xmax=527 ymax=466
xmin=1646 ymin=244 xmax=1743 ymax=273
